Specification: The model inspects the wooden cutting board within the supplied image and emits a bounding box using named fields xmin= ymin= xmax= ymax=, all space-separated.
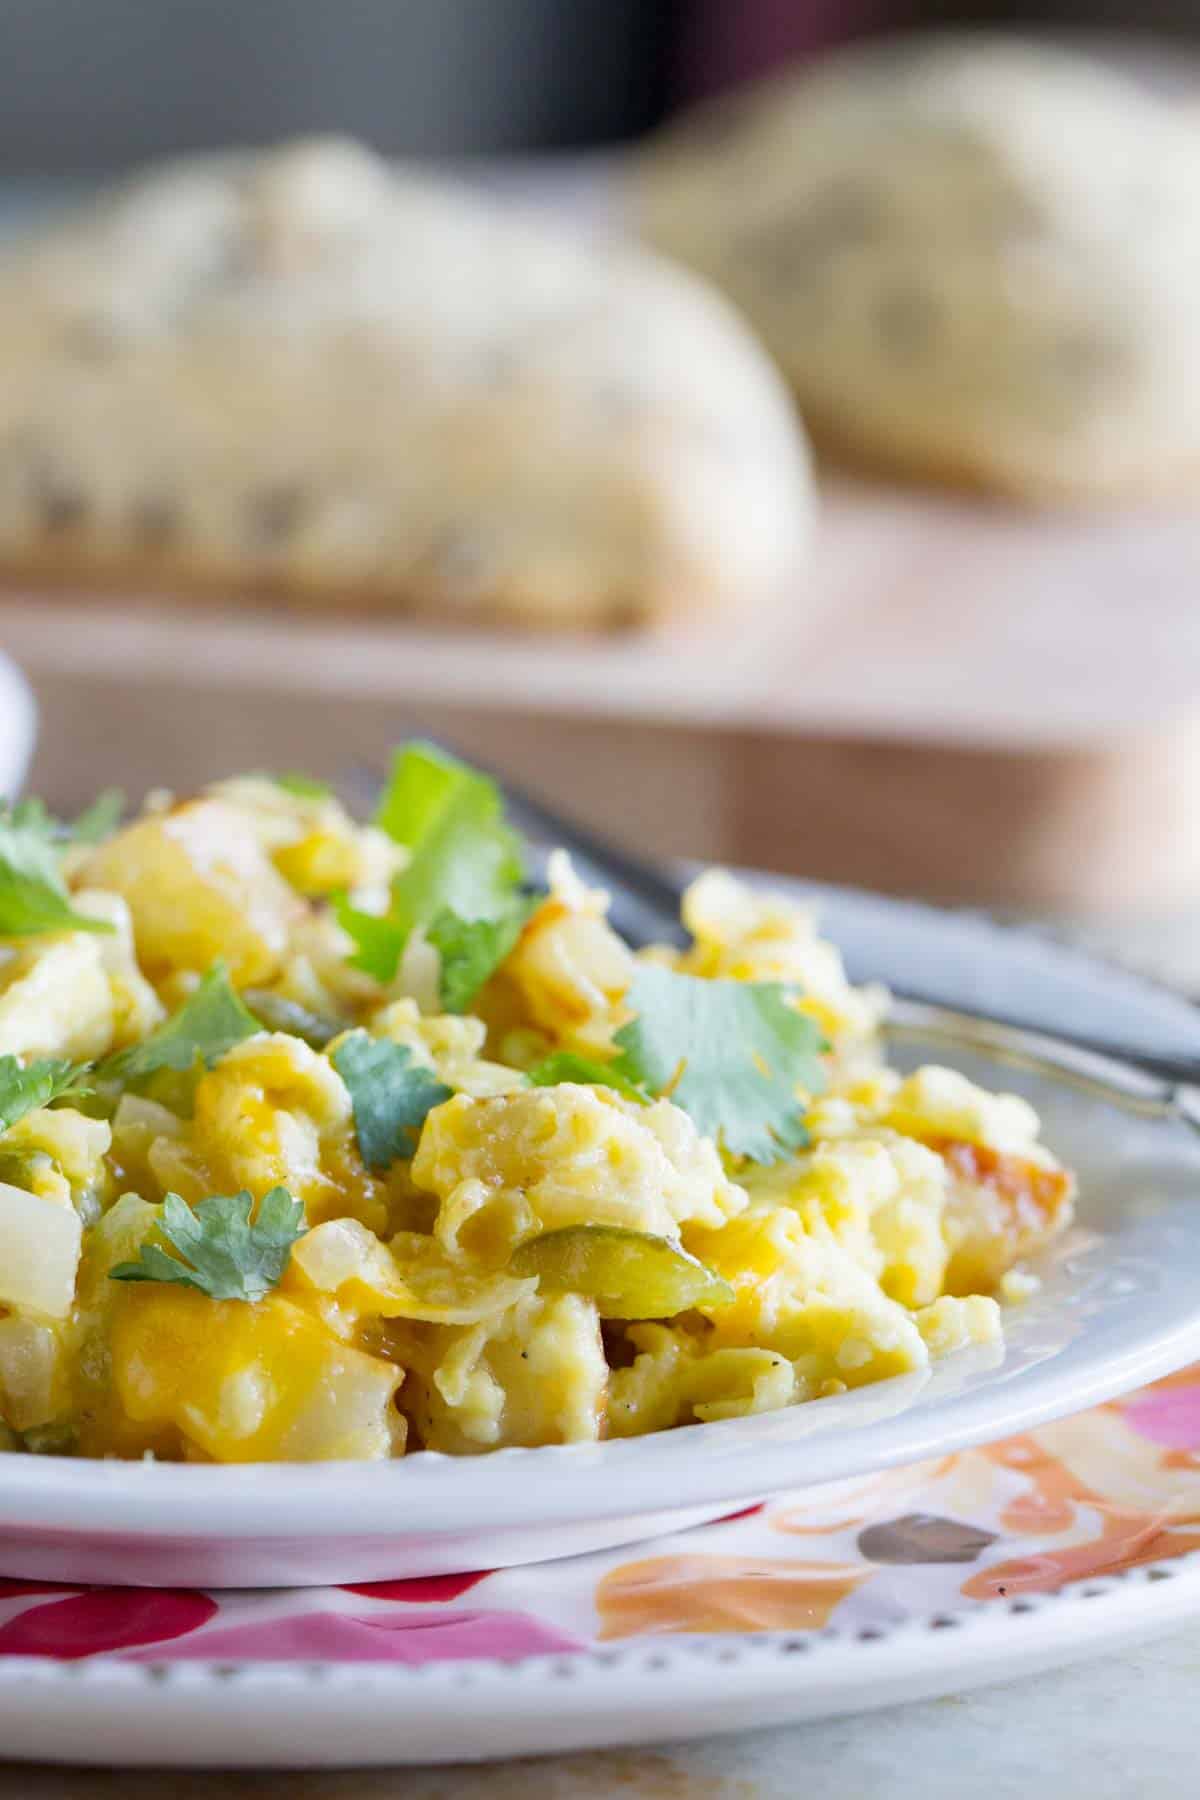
xmin=6 ymin=473 xmax=1200 ymax=916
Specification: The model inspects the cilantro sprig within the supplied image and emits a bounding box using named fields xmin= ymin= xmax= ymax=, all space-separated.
xmin=0 ymin=1054 xmax=90 ymax=1132
xmin=9 ymin=789 xmax=124 ymax=848
xmin=331 ymin=1030 xmax=453 ymax=1171
xmin=0 ymin=808 xmax=115 ymax=938
xmin=427 ymin=898 xmax=535 ymax=1014
xmin=109 ymin=1187 xmax=305 ymax=1302
xmin=96 ymin=962 xmax=262 ymax=1102
xmin=337 ymin=742 xmax=531 ymax=1011
xmin=612 ymin=966 xmax=826 ymax=1162
xmin=60 ymin=789 xmax=125 ymax=846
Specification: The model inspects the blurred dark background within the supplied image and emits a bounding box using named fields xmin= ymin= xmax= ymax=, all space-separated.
xmin=3 ymin=0 xmax=1200 ymax=174
xmin=0 ymin=0 xmax=674 ymax=169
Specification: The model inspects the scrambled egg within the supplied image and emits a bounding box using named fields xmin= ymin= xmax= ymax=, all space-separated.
xmin=413 ymin=1085 xmax=747 ymax=1263
xmin=0 ymin=774 xmax=1075 ymax=1463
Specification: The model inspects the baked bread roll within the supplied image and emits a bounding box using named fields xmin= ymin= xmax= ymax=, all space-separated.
xmin=0 ymin=138 xmax=813 ymax=626
xmin=636 ymin=37 xmax=1200 ymax=504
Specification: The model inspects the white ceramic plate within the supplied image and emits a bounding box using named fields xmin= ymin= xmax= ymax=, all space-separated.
xmin=4 ymin=881 xmax=1200 ymax=1589
xmin=0 ymin=653 xmax=35 ymax=801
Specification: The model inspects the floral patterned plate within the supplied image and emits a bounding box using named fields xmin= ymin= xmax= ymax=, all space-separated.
xmin=2 ymin=1362 xmax=1200 ymax=1766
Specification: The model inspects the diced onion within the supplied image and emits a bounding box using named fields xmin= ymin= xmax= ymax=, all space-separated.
xmin=0 ymin=1315 xmax=62 ymax=1429
xmin=0 ymin=1182 xmax=82 ymax=1319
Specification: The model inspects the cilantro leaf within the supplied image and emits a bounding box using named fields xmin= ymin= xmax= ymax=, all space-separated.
xmin=267 ymin=772 xmax=332 ymax=801
xmin=66 ymin=789 xmax=125 ymax=845
xmin=7 ymin=799 xmax=56 ymax=838
xmin=428 ymin=895 xmax=535 ymax=1013
xmin=613 ymin=966 xmax=825 ymax=1162
xmin=109 ymin=1186 xmax=305 ymax=1301
xmin=375 ymin=743 xmax=523 ymax=912
xmin=0 ymin=1055 xmax=89 ymax=1132
xmin=11 ymin=789 xmax=123 ymax=846
xmin=331 ymin=1029 xmax=453 ymax=1171
xmin=97 ymin=961 xmax=262 ymax=1091
xmin=0 ymin=811 xmax=115 ymax=938
xmin=340 ymin=743 xmax=529 ymax=985
xmin=526 ymin=1050 xmax=649 ymax=1105
xmin=335 ymin=896 xmax=409 ymax=984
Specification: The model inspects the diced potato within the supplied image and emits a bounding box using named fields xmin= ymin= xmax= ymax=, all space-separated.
xmin=0 ymin=1314 xmax=70 ymax=1430
xmin=0 ymin=935 xmax=114 ymax=1060
xmin=70 ymin=1193 xmax=162 ymax=1457
xmin=110 ymin=1287 xmax=404 ymax=1462
xmin=109 ymin=1095 xmax=186 ymax=1194
xmin=272 ymin=834 xmax=363 ymax=897
xmin=78 ymin=799 xmax=307 ymax=986
xmin=0 ymin=1181 xmax=82 ymax=1319
xmin=77 ymin=1191 xmax=160 ymax=1300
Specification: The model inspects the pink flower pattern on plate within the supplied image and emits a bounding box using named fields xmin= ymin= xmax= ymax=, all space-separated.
xmin=0 ymin=1364 xmax=1198 ymax=1664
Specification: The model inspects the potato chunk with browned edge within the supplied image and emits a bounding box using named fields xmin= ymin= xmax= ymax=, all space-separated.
xmin=80 ymin=799 xmax=307 ymax=986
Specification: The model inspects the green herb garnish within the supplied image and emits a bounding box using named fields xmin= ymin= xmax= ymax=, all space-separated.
xmin=0 ymin=809 xmax=115 ymax=937
xmin=269 ymin=772 xmax=333 ymax=801
xmin=613 ymin=966 xmax=825 ymax=1162
xmin=110 ymin=1187 xmax=305 ymax=1302
xmin=427 ymin=897 xmax=535 ymax=1014
xmin=97 ymin=962 xmax=262 ymax=1093
xmin=525 ymin=1050 xmax=649 ymax=1104
xmin=0 ymin=1055 xmax=90 ymax=1131
xmin=337 ymin=742 xmax=531 ymax=1010
xmin=65 ymin=789 xmax=125 ymax=845
xmin=331 ymin=1029 xmax=453 ymax=1171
